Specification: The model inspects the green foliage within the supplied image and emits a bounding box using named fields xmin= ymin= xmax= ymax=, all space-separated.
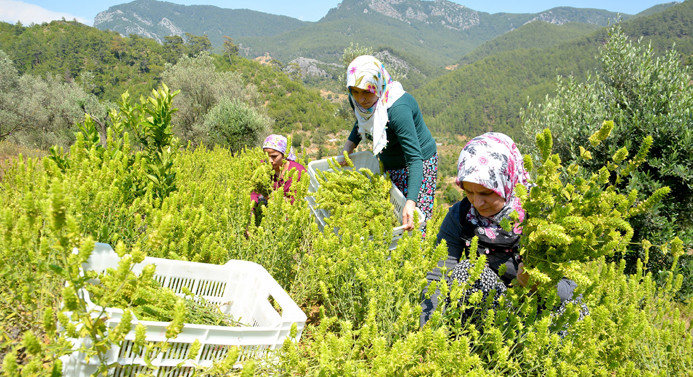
xmin=0 ymin=20 xmax=179 ymax=101
xmin=87 ymin=265 xmax=245 ymax=326
xmin=282 ymin=245 xmax=693 ymax=375
xmin=57 ymin=243 xmax=192 ymax=376
xmin=0 ymin=49 xmax=109 ymax=149
xmin=111 ymin=85 xmax=180 ymax=203
xmin=217 ymin=54 xmax=345 ymax=134
xmin=292 ymin=199 xmax=448 ymax=344
xmin=1 ymin=93 xmax=691 ymax=375
xmin=223 ymin=36 xmax=240 ymax=61
xmin=0 ymin=85 xmax=315 ymax=374
xmin=521 ymin=25 xmax=693 ymax=283
xmin=0 ymin=21 xmax=351 ymax=151
xmin=2 ymin=5 xmax=693 ymax=374
xmin=200 ymin=98 xmax=271 ymax=152
xmin=414 ymin=36 xmax=602 ymax=142
xmin=414 ymin=1 xmax=693 ymax=143
xmin=313 ymin=154 xmax=396 ymax=231
xmin=249 ymin=159 xmax=275 ymax=201
xmin=137 ymin=144 xmax=313 ymax=288
xmin=276 ymin=126 xmax=692 ymax=376
xmin=459 ymin=21 xmax=602 ymax=67
xmin=162 ymin=52 xmax=264 ymax=145
xmin=441 ymin=183 xmax=462 ymax=205
xmin=518 ymin=126 xmax=670 ymax=292
xmin=341 ymin=42 xmax=374 ymax=68
xmin=2 ymin=2 xmax=693 ymax=152
xmin=623 ymin=1 xmax=693 ymax=56
xmin=183 ymin=32 xmax=212 ymax=56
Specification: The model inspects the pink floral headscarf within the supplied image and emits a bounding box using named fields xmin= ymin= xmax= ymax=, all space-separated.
xmin=346 ymin=55 xmax=405 ymax=155
xmin=263 ymin=134 xmax=297 ymax=161
xmin=456 ymin=132 xmax=530 ymax=233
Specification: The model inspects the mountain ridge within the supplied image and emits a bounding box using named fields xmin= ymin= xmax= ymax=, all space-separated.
xmin=93 ymin=0 xmax=632 ymax=67
xmin=94 ymin=0 xmax=308 ymax=45
xmin=412 ymin=0 xmax=693 ymax=142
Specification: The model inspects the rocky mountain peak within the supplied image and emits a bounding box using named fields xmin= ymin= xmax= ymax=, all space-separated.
xmin=336 ymin=0 xmax=479 ymax=30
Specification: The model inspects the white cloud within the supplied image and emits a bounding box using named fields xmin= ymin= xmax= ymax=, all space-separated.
xmin=0 ymin=0 xmax=90 ymax=25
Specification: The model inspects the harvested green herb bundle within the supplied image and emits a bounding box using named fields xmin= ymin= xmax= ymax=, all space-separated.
xmin=87 ymin=267 xmax=246 ymax=327
xmin=313 ymin=153 xmax=397 ymax=230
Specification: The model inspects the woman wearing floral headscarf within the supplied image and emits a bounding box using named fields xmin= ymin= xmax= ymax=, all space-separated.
xmin=341 ymin=55 xmax=437 ymax=231
xmin=251 ymin=134 xmax=306 ymax=206
xmin=419 ymin=132 xmax=587 ymax=327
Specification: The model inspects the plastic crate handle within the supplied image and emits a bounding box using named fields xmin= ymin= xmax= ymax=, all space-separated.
xmin=223 ymin=260 xmax=307 ymax=327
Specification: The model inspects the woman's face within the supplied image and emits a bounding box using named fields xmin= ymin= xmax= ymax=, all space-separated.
xmin=349 ymin=86 xmax=379 ymax=109
xmin=264 ymin=148 xmax=284 ymax=173
xmin=461 ymin=181 xmax=506 ymax=217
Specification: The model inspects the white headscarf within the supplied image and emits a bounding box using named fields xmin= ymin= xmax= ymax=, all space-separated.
xmin=346 ymin=55 xmax=406 ymax=155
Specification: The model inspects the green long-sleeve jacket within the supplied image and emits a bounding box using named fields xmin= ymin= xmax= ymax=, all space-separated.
xmin=348 ymin=93 xmax=437 ymax=201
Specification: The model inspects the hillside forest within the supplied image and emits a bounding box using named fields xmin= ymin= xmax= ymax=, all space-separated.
xmin=0 ymin=0 xmax=692 ymax=375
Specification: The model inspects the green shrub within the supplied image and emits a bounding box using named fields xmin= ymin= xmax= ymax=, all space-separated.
xmin=441 ymin=183 xmax=462 ymax=204
xmin=278 ymin=128 xmax=692 ymax=376
xmin=162 ymin=52 xmax=263 ymax=145
xmin=1 ymin=79 xmax=691 ymax=376
xmin=198 ymin=97 xmax=270 ymax=152
xmin=0 ymin=87 xmax=312 ymax=375
xmin=516 ymin=125 xmax=671 ymax=289
xmin=0 ymin=50 xmax=108 ymax=150
xmin=521 ymin=25 xmax=693 ymax=288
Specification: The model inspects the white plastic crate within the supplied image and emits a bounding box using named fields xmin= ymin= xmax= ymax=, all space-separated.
xmin=61 ymin=243 xmax=306 ymax=376
xmin=306 ymin=151 xmax=425 ymax=250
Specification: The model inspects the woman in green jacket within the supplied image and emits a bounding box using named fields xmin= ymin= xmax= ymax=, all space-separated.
xmin=341 ymin=55 xmax=438 ymax=232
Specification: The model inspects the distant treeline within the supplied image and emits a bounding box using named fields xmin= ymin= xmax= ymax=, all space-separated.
xmin=0 ymin=21 xmax=346 ymax=151
xmin=1 ymin=0 xmax=693 ymax=150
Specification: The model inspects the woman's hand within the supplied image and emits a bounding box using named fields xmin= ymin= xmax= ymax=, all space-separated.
xmin=402 ymin=200 xmax=416 ymax=231
xmin=339 ymin=140 xmax=356 ymax=166
xmin=517 ymin=262 xmax=530 ymax=288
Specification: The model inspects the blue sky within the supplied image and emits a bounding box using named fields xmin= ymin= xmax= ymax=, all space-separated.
xmin=0 ymin=0 xmax=677 ymax=26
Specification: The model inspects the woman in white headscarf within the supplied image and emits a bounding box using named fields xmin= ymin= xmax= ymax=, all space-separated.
xmin=342 ymin=55 xmax=438 ymax=232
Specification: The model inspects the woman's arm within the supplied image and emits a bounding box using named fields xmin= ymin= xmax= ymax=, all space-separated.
xmin=340 ymin=122 xmax=361 ymax=166
xmin=339 ymin=140 xmax=357 ymax=167
xmin=342 ymin=140 xmax=356 ymax=154
xmin=517 ymin=263 xmax=530 ymax=287
xmin=388 ymin=103 xmax=425 ymax=228
xmin=517 ymin=264 xmax=579 ymax=302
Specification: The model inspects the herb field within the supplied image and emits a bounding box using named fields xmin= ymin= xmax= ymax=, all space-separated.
xmin=0 ymin=84 xmax=690 ymax=376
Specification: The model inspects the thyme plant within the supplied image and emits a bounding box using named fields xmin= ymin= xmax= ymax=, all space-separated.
xmin=518 ymin=123 xmax=671 ymax=293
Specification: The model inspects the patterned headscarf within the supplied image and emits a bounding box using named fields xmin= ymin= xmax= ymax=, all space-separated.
xmin=262 ymin=134 xmax=297 ymax=161
xmin=456 ymin=132 xmax=530 ymax=234
xmin=346 ymin=55 xmax=406 ymax=155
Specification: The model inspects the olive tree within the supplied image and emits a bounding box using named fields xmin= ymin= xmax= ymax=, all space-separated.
xmin=0 ymin=50 xmax=21 ymax=141
xmin=521 ymin=25 xmax=693 ymax=284
xmin=0 ymin=50 xmax=107 ymax=149
xmin=197 ymin=98 xmax=270 ymax=153
xmin=162 ymin=52 xmax=264 ymax=147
